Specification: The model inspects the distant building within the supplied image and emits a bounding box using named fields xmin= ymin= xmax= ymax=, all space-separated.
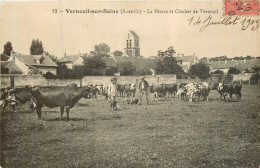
xmin=4 ymin=53 xmax=58 ymax=75
xmin=57 ymin=54 xmax=84 ymax=69
xmin=124 ymin=30 xmax=140 ymax=57
xmin=176 ymin=55 xmax=199 ymax=72
xmin=210 ymin=59 xmax=260 ymax=74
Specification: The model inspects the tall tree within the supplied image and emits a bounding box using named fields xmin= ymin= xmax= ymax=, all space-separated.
xmin=30 ymin=39 xmax=44 ymax=55
xmin=157 ymin=46 xmax=176 ymax=59
xmin=189 ymin=62 xmax=210 ymax=79
xmin=118 ymin=61 xmax=136 ymax=76
xmin=0 ymin=54 xmax=9 ymax=61
xmin=3 ymin=41 xmax=13 ymax=56
xmin=155 ymin=57 xmax=184 ymax=78
xmin=94 ymin=43 xmax=110 ymax=57
xmin=113 ymin=50 xmax=123 ymax=57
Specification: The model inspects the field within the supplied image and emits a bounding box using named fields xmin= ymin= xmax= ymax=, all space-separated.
xmin=1 ymin=85 xmax=260 ymax=168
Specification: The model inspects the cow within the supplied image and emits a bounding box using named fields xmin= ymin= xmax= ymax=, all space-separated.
xmin=177 ymin=82 xmax=210 ymax=102
xmin=217 ymin=82 xmax=242 ymax=101
xmin=117 ymin=84 xmax=125 ymax=97
xmin=124 ymin=83 xmax=136 ymax=97
xmin=1 ymin=85 xmax=34 ymax=112
xmin=176 ymin=83 xmax=188 ymax=100
xmin=31 ymin=85 xmax=92 ymax=120
xmin=210 ymin=82 xmax=225 ymax=100
xmin=98 ymin=84 xmax=109 ymax=100
xmin=150 ymin=83 xmax=166 ymax=101
xmin=164 ymin=83 xmax=178 ymax=98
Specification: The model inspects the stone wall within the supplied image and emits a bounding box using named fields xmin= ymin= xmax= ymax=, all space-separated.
xmin=0 ymin=75 xmax=81 ymax=88
xmin=82 ymin=75 xmax=177 ymax=86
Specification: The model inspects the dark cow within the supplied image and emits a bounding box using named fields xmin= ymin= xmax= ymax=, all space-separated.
xmin=1 ymin=85 xmax=33 ymax=112
xmin=98 ymin=84 xmax=109 ymax=100
xmin=217 ymin=82 xmax=242 ymax=101
xmin=31 ymin=85 xmax=92 ymax=120
xmin=164 ymin=83 xmax=178 ymax=98
xmin=150 ymin=84 xmax=166 ymax=101
xmin=88 ymin=84 xmax=100 ymax=100
xmin=117 ymin=84 xmax=125 ymax=97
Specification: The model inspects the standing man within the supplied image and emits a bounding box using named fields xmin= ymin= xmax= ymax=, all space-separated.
xmin=108 ymin=77 xmax=118 ymax=110
xmin=139 ymin=76 xmax=149 ymax=105
xmin=108 ymin=77 xmax=117 ymax=101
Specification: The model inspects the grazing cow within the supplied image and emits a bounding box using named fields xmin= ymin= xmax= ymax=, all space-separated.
xmin=31 ymin=86 xmax=92 ymax=120
xmin=164 ymin=83 xmax=178 ymax=98
xmin=177 ymin=82 xmax=210 ymax=102
xmin=195 ymin=82 xmax=211 ymax=101
xmin=124 ymin=84 xmax=136 ymax=97
xmin=1 ymin=85 xmax=33 ymax=112
xmin=150 ymin=84 xmax=166 ymax=101
xmin=117 ymin=84 xmax=125 ymax=97
xmin=217 ymin=82 xmax=242 ymax=101
xmin=99 ymin=84 xmax=109 ymax=100
xmin=210 ymin=82 xmax=225 ymax=100
xmin=176 ymin=83 xmax=188 ymax=100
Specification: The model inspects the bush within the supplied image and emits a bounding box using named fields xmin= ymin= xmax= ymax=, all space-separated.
xmin=118 ymin=62 xmax=136 ymax=76
xmin=105 ymin=67 xmax=118 ymax=76
xmin=1 ymin=66 xmax=9 ymax=74
xmin=189 ymin=62 xmax=210 ymax=79
xmin=44 ymin=72 xmax=57 ymax=79
xmin=212 ymin=70 xmax=224 ymax=74
xmin=250 ymin=74 xmax=260 ymax=81
xmin=228 ymin=67 xmax=241 ymax=74
xmin=136 ymin=67 xmax=152 ymax=76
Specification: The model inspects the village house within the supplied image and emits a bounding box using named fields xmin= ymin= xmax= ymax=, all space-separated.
xmin=176 ymin=54 xmax=199 ymax=72
xmin=57 ymin=54 xmax=84 ymax=69
xmin=3 ymin=53 xmax=57 ymax=75
xmin=210 ymin=58 xmax=260 ymax=74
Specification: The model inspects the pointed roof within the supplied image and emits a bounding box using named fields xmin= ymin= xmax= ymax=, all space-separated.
xmin=13 ymin=54 xmax=57 ymax=67
xmin=210 ymin=60 xmax=237 ymax=69
xmin=1 ymin=61 xmax=24 ymax=72
xmin=176 ymin=55 xmax=198 ymax=62
xmin=130 ymin=30 xmax=139 ymax=38
xmin=102 ymin=57 xmax=118 ymax=67
xmin=57 ymin=55 xmax=82 ymax=63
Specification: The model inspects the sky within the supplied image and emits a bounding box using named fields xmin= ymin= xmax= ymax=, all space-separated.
xmin=0 ymin=1 xmax=259 ymax=59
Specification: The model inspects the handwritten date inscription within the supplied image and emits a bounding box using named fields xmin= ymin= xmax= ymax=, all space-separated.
xmin=188 ymin=15 xmax=259 ymax=32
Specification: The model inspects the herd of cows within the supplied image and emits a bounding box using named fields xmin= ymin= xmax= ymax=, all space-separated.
xmin=0 ymin=81 xmax=242 ymax=121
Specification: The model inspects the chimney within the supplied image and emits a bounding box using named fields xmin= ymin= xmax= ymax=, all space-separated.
xmin=225 ymin=60 xmax=227 ymax=64
xmin=40 ymin=55 xmax=44 ymax=64
xmin=244 ymin=59 xmax=246 ymax=63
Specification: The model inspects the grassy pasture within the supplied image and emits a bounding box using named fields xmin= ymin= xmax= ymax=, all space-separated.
xmin=1 ymin=85 xmax=260 ymax=168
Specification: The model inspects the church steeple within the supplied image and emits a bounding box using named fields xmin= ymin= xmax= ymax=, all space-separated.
xmin=124 ymin=30 xmax=140 ymax=57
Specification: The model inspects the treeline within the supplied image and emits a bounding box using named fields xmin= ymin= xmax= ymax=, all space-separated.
xmin=200 ymin=55 xmax=256 ymax=62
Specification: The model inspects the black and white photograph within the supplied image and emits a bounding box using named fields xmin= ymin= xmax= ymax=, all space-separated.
xmin=0 ymin=1 xmax=259 ymax=167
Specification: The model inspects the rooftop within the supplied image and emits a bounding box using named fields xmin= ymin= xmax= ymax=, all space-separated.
xmin=176 ymin=55 xmax=198 ymax=62
xmin=210 ymin=59 xmax=260 ymax=71
xmin=57 ymin=55 xmax=82 ymax=63
xmin=129 ymin=30 xmax=139 ymax=38
xmin=14 ymin=54 xmax=57 ymax=67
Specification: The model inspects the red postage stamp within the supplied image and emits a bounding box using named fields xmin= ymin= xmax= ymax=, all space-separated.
xmin=225 ymin=0 xmax=259 ymax=15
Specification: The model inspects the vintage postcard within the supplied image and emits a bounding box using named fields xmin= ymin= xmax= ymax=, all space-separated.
xmin=0 ymin=0 xmax=259 ymax=168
